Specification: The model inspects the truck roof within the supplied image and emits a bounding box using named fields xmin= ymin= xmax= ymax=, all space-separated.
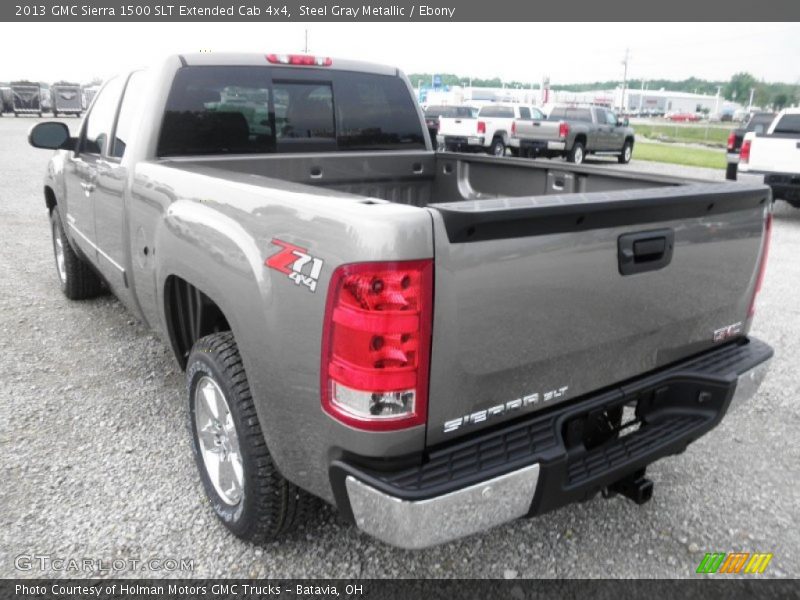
xmin=177 ymin=52 xmax=398 ymax=77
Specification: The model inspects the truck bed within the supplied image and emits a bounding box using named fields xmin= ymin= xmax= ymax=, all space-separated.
xmin=158 ymin=151 xmax=770 ymax=445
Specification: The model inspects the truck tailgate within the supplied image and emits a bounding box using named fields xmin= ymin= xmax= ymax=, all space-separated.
xmin=438 ymin=117 xmax=480 ymax=137
xmin=748 ymin=135 xmax=800 ymax=173
xmin=424 ymin=182 xmax=770 ymax=445
xmin=515 ymin=119 xmax=562 ymax=141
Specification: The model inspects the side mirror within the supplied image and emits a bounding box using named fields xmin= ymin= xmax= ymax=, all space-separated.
xmin=618 ymin=118 xmax=629 ymax=127
xmin=28 ymin=122 xmax=75 ymax=150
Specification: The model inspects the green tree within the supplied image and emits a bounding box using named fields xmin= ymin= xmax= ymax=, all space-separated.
xmin=772 ymin=93 xmax=789 ymax=110
xmin=725 ymin=72 xmax=758 ymax=102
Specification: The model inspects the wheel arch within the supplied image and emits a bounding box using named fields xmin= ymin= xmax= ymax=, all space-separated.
xmin=163 ymin=275 xmax=233 ymax=370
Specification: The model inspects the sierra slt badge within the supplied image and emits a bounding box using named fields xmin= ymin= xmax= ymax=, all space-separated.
xmin=443 ymin=386 xmax=569 ymax=433
xmin=265 ymin=239 xmax=323 ymax=292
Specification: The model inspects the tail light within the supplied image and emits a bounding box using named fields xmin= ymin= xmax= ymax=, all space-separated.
xmin=511 ymin=121 xmax=517 ymax=136
xmin=266 ymin=53 xmax=332 ymax=66
xmin=748 ymin=213 xmax=772 ymax=318
xmin=727 ymin=131 xmax=736 ymax=151
xmin=321 ymin=260 xmax=433 ymax=430
xmin=477 ymin=121 xmax=486 ymax=134
xmin=558 ymin=122 xmax=570 ymax=138
xmin=740 ymin=139 xmax=751 ymax=164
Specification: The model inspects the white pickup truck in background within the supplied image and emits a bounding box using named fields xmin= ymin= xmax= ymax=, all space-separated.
xmin=739 ymin=107 xmax=800 ymax=207
xmin=438 ymin=104 xmax=544 ymax=156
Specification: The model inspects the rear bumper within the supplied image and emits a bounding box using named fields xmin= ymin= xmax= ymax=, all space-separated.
xmin=518 ymin=139 xmax=567 ymax=152
xmin=439 ymin=135 xmax=486 ymax=150
xmin=332 ymin=337 xmax=772 ymax=549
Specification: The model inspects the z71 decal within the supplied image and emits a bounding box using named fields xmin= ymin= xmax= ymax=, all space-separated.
xmin=265 ymin=239 xmax=324 ymax=293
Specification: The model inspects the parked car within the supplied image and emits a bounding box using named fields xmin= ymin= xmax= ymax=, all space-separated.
xmin=438 ymin=104 xmax=544 ymax=156
xmin=28 ymin=53 xmax=773 ymax=550
xmin=666 ymin=112 xmax=701 ymax=122
xmin=738 ymin=107 xmax=800 ymax=207
xmin=10 ymin=80 xmax=43 ymax=116
xmin=725 ymin=112 xmax=776 ymax=180
xmin=423 ymin=105 xmax=476 ymax=148
xmin=511 ymin=104 xmax=635 ymax=164
xmin=50 ymin=81 xmax=83 ymax=117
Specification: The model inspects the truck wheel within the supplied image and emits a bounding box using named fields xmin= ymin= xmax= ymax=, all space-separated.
xmin=567 ymin=142 xmax=585 ymax=164
xmin=488 ymin=138 xmax=506 ymax=157
xmin=50 ymin=208 xmax=104 ymax=300
xmin=618 ymin=141 xmax=633 ymax=164
xmin=188 ymin=332 xmax=315 ymax=542
xmin=725 ymin=162 xmax=738 ymax=181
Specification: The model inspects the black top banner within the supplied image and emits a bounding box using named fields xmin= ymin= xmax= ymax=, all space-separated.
xmin=3 ymin=0 xmax=800 ymax=21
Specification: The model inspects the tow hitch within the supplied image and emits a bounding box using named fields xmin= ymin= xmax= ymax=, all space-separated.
xmin=604 ymin=469 xmax=654 ymax=505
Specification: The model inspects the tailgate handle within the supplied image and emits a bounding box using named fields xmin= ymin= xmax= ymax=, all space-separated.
xmin=618 ymin=229 xmax=674 ymax=276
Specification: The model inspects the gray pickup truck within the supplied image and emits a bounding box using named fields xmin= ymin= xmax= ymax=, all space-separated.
xmin=28 ymin=53 xmax=773 ymax=550
xmin=512 ymin=105 xmax=636 ymax=164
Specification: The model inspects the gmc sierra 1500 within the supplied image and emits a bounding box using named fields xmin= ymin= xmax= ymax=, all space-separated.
xmin=29 ymin=53 xmax=773 ymax=549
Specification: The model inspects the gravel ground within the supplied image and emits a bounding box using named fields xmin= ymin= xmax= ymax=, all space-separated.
xmin=1 ymin=117 xmax=798 ymax=579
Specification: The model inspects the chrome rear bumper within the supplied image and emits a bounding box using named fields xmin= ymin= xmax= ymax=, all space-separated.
xmin=345 ymin=464 xmax=540 ymax=549
xmin=341 ymin=339 xmax=771 ymax=549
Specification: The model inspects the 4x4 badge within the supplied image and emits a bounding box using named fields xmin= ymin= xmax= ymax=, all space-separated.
xmin=265 ymin=239 xmax=323 ymax=293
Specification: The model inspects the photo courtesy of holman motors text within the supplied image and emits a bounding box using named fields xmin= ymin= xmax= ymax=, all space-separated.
xmin=1 ymin=0 xmax=799 ymax=593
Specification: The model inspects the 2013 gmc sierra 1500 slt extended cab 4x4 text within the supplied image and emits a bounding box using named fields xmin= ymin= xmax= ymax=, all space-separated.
xmin=28 ymin=53 xmax=773 ymax=549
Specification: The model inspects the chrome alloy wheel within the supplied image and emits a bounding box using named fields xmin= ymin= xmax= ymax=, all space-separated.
xmin=194 ymin=375 xmax=244 ymax=506
xmin=624 ymin=144 xmax=632 ymax=162
xmin=52 ymin=220 xmax=67 ymax=285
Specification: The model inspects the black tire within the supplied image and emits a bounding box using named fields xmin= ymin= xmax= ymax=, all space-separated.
xmin=187 ymin=332 xmax=315 ymax=543
xmin=567 ymin=141 xmax=585 ymax=164
xmin=50 ymin=208 xmax=104 ymax=300
xmin=618 ymin=140 xmax=633 ymax=164
xmin=488 ymin=137 xmax=506 ymax=157
xmin=725 ymin=162 xmax=738 ymax=181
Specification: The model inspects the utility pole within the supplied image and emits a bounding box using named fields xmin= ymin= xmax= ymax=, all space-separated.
xmin=748 ymin=87 xmax=755 ymax=112
xmin=304 ymin=28 xmax=308 ymax=53
xmin=620 ymin=48 xmax=629 ymax=112
xmin=639 ymin=79 xmax=645 ymax=114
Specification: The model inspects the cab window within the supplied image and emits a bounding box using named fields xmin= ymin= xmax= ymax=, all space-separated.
xmin=80 ymin=77 xmax=125 ymax=155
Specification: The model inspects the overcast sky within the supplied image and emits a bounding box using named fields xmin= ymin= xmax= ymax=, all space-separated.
xmin=1 ymin=22 xmax=798 ymax=85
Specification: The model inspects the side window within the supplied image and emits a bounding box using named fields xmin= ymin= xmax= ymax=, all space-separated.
xmin=80 ymin=77 xmax=125 ymax=155
xmin=112 ymin=71 xmax=147 ymax=159
xmin=531 ymin=108 xmax=544 ymax=119
xmin=594 ymin=108 xmax=607 ymax=124
xmin=606 ymin=110 xmax=618 ymax=126
xmin=519 ymin=107 xmax=531 ymax=119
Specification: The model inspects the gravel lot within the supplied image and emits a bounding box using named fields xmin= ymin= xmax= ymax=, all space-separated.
xmin=1 ymin=116 xmax=798 ymax=579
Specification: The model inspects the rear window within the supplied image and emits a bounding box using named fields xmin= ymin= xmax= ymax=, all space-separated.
xmin=479 ymin=105 xmax=514 ymax=118
xmin=548 ymin=107 xmax=593 ymax=122
xmin=425 ymin=106 xmax=473 ymax=118
xmin=772 ymin=114 xmax=800 ymax=135
xmin=158 ymin=66 xmax=425 ymax=156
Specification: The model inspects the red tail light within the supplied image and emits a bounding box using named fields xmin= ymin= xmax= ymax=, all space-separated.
xmin=740 ymin=139 xmax=751 ymax=163
xmin=477 ymin=121 xmax=486 ymax=134
xmin=558 ymin=122 xmax=570 ymax=138
xmin=266 ymin=53 xmax=332 ymax=67
xmin=511 ymin=121 xmax=517 ymax=136
xmin=321 ymin=260 xmax=433 ymax=430
xmin=748 ymin=213 xmax=772 ymax=318
xmin=727 ymin=131 xmax=736 ymax=151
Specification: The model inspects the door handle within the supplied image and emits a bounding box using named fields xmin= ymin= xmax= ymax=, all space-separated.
xmin=618 ymin=229 xmax=674 ymax=275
